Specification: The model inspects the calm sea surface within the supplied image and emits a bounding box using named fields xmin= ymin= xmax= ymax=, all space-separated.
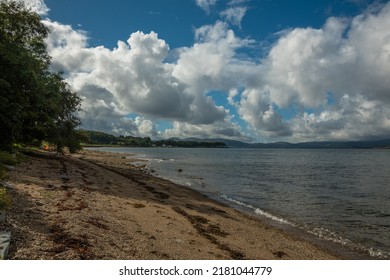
xmin=88 ymin=147 xmax=390 ymax=258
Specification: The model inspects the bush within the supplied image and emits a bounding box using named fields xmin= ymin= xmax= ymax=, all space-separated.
xmin=0 ymin=151 xmax=17 ymax=166
xmin=0 ymin=187 xmax=12 ymax=211
xmin=0 ymin=165 xmax=5 ymax=180
xmin=1 ymin=1 xmax=82 ymax=152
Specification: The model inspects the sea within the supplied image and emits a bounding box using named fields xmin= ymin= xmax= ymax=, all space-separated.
xmin=87 ymin=147 xmax=390 ymax=259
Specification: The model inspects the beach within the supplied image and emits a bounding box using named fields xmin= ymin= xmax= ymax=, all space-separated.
xmin=3 ymin=149 xmax=342 ymax=260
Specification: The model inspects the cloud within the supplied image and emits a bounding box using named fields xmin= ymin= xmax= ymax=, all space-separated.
xmin=76 ymin=84 xmax=159 ymax=137
xmin=195 ymin=0 xmax=218 ymax=13
xmin=43 ymin=20 xmax=90 ymax=72
xmin=39 ymin=0 xmax=390 ymax=142
xmin=228 ymin=0 xmax=249 ymax=5
xmin=172 ymin=21 xmax=256 ymax=125
xmin=163 ymin=116 xmax=249 ymax=141
xmin=45 ymin=21 xmax=192 ymax=118
xmin=238 ymin=89 xmax=292 ymax=139
xmin=237 ymin=2 xmax=390 ymax=141
xmin=176 ymin=21 xmax=255 ymax=87
xmin=220 ymin=6 xmax=247 ymax=27
xmin=43 ymin=18 xmax=250 ymax=140
xmin=289 ymin=95 xmax=390 ymax=141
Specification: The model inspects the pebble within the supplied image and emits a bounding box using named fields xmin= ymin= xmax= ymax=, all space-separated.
xmin=60 ymin=175 xmax=70 ymax=181
xmin=4 ymin=165 xmax=15 ymax=171
xmin=0 ymin=181 xmax=13 ymax=190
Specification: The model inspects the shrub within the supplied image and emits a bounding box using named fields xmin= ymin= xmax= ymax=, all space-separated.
xmin=0 ymin=165 xmax=5 ymax=180
xmin=0 ymin=187 xmax=12 ymax=211
xmin=0 ymin=151 xmax=17 ymax=166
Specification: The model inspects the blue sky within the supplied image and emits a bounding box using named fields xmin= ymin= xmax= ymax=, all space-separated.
xmin=44 ymin=0 xmax=365 ymax=48
xmin=18 ymin=0 xmax=390 ymax=142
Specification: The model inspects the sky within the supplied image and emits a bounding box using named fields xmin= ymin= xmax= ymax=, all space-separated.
xmin=12 ymin=0 xmax=390 ymax=142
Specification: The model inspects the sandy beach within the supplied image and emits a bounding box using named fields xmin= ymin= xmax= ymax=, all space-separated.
xmin=3 ymin=149 xmax=342 ymax=260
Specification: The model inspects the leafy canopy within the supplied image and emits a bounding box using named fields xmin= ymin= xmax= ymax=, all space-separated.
xmin=0 ymin=1 xmax=82 ymax=152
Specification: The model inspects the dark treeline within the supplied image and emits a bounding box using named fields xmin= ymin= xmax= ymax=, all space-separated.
xmin=80 ymin=130 xmax=227 ymax=148
xmin=153 ymin=139 xmax=227 ymax=148
xmin=80 ymin=130 xmax=152 ymax=147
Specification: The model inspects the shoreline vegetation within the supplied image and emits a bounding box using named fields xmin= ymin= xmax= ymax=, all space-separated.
xmin=79 ymin=129 xmax=390 ymax=149
xmin=1 ymin=148 xmax=363 ymax=260
xmin=79 ymin=130 xmax=228 ymax=148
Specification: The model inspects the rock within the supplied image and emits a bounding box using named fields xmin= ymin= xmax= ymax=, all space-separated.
xmin=0 ymin=231 xmax=11 ymax=260
xmin=0 ymin=181 xmax=13 ymax=190
xmin=60 ymin=174 xmax=70 ymax=181
xmin=4 ymin=165 xmax=15 ymax=171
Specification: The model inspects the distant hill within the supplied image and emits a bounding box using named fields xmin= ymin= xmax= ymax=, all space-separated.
xmin=154 ymin=138 xmax=227 ymax=148
xmin=250 ymin=139 xmax=390 ymax=149
xmin=79 ymin=130 xmax=227 ymax=148
xmin=292 ymin=139 xmax=390 ymax=149
xmin=176 ymin=138 xmax=251 ymax=148
xmin=80 ymin=130 xmax=390 ymax=149
xmin=175 ymin=137 xmax=390 ymax=149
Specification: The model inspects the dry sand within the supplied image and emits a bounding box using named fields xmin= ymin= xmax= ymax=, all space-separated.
xmin=3 ymin=149 xmax=342 ymax=260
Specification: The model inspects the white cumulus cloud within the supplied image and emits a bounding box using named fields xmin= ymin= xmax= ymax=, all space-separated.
xmin=31 ymin=0 xmax=390 ymax=141
xmin=163 ymin=117 xmax=249 ymax=141
xmin=237 ymin=2 xmax=390 ymax=141
xmin=43 ymin=18 xmax=249 ymax=140
xmin=220 ymin=6 xmax=247 ymax=27
xmin=195 ymin=0 xmax=218 ymax=13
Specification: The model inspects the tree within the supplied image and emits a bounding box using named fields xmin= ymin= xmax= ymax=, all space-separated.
xmin=0 ymin=1 xmax=82 ymax=152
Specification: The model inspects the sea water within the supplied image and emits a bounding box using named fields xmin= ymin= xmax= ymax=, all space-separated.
xmin=88 ymin=147 xmax=390 ymax=259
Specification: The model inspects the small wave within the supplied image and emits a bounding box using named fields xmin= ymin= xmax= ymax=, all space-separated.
xmin=219 ymin=195 xmax=390 ymax=259
xmin=219 ymin=195 xmax=295 ymax=226
xmin=186 ymin=175 xmax=204 ymax=180
xmin=140 ymin=157 xmax=164 ymax=163
xmin=307 ymin=227 xmax=353 ymax=246
xmin=149 ymin=157 xmax=176 ymax=163
xmin=127 ymin=161 xmax=147 ymax=167
xmin=307 ymin=227 xmax=389 ymax=259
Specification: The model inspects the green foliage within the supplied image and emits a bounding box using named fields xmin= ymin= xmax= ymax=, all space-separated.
xmin=0 ymin=187 xmax=12 ymax=210
xmin=0 ymin=151 xmax=17 ymax=166
xmin=80 ymin=130 xmax=153 ymax=147
xmin=0 ymin=1 xmax=49 ymax=150
xmin=117 ymin=135 xmax=152 ymax=147
xmin=80 ymin=130 xmax=118 ymax=145
xmin=0 ymin=1 xmax=82 ymax=152
xmin=0 ymin=165 xmax=5 ymax=180
xmin=153 ymin=139 xmax=227 ymax=148
xmin=80 ymin=130 xmax=227 ymax=148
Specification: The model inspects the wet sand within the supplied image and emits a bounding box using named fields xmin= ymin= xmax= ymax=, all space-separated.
xmin=4 ymin=149 xmax=342 ymax=259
